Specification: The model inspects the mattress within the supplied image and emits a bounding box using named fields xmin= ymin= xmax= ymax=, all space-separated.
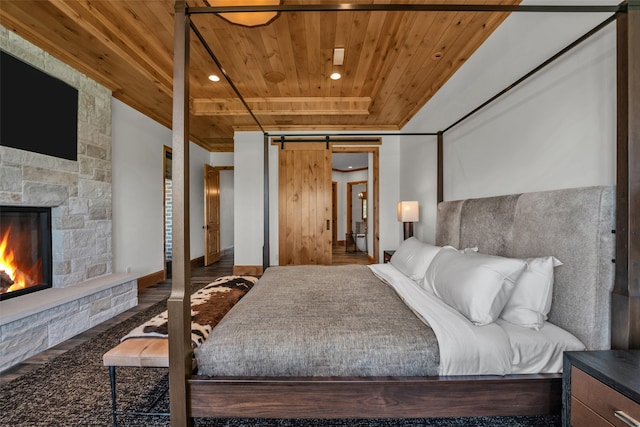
xmin=195 ymin=265 xmax=440 ymax=376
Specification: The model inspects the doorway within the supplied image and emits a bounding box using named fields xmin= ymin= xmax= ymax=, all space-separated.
xmin=333 ymin=145 xmax=379 ymax=262
xmin=346 ymin=180 xmax=367 ymax=253
xmin=204 ymin=164 xmax=221 ymax=265
xmin=275 ymin=139 xmax=380 ymax=265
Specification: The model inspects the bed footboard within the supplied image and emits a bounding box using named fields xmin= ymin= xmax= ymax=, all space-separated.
xmin=188 ymin=374 xmax=562 ymax=419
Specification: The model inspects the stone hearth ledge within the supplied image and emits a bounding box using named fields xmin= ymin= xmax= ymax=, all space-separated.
xmin=0 ymin=273 xmax=138 ymax=372
xmin=0 ymin=273 xmax=137 ymax=326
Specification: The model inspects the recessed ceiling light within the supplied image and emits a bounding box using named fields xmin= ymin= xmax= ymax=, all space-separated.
xmin=330 ymin=72 xmax=342 ymax=80
xmin=348 ymin=166 xmax=353 ymax=169
xmin=208 ymin=74 xmax=221 ymax=82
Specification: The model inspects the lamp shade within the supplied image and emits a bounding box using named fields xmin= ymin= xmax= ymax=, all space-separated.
xmin=212 ymin=0 xmax=280 ymax=27
xmin=397 ymin=201 xmax=419 ymax=222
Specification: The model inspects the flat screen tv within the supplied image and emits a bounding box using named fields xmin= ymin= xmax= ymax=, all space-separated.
xmin=0 ymin=50 xmax=78 ymax=161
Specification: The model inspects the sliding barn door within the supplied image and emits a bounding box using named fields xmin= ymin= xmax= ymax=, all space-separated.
xmin=279 ymin=142 xmax=332 ymax=265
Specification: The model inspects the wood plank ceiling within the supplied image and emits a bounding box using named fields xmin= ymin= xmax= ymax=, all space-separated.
xmin=0 ymin=1 xmax=519 ymax=152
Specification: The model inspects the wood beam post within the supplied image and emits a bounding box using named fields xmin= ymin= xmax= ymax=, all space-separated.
xmin=613 ymin=0 xmax=640 ymax=350
xmin=168 ymin=2 xmax=193 ymax=425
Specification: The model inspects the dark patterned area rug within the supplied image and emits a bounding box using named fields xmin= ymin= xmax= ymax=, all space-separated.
xmin=0 ymin=277 xmax=561 ymax=427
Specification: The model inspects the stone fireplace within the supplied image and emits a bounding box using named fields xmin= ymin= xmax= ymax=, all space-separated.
xmin=0 ymin=28 xmax=137 ymax=372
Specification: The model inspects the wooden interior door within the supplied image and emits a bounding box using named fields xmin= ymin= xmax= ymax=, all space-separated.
xmin=332 ymin=181 xmax=338 ymax=245
xmin=204 ymin=164 xmax=220 ymax=265
xmin=279 ymin=142 xmax=332 ymax=265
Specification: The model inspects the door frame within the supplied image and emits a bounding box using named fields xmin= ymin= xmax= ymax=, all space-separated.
xmin=272 ymin=139 xmax=380 ymax=264
xmin=346 ymin=180 xmax=367 ymax=237
xmin=333 ymin=145 xmax=379 ymax=263
xmin=204 ymin=165 xmax=233 ymax=266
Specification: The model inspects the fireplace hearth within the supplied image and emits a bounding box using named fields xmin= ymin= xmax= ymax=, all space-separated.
xmin=0 ymin=206 xmax=52 ymax=301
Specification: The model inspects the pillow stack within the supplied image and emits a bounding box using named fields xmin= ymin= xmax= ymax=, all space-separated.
xmin=389 ymin=237 xmax=562 ymax=329
xmin=423 ymin=247 xmax=526 ymax=326
xmin=389 ymin=237 xmax=442 ymax=282
xmin=499 ymin=255 xmax=562 ymax=329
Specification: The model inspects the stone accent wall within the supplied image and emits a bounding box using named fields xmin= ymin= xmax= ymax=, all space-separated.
xmin=0 ymin=27 xmax=113 ymax=287
xmin=0 ymin=27 xmax=138 ymax=372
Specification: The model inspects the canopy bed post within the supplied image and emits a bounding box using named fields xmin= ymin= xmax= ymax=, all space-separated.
xmin=613 ymin=0 xmax=640 ymax=350
xmin=168 ymin=2 xmax=193 ymax=426
xmin=437 ymin=131 xmax=444 ymax=204
xmin=263 ymin=132 xmax=270 ymax=271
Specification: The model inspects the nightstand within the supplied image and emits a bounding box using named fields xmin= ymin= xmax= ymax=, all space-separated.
xmin=563 ymin=350 xmax=640 ymax=427
xmin=383 ymin=250 xmax=395 ymax=263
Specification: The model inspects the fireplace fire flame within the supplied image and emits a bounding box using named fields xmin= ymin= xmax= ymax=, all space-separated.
xmin=0 ymin=227 xmax=41 ymax=295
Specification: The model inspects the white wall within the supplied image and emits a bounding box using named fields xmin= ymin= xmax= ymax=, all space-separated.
xmin=112 ymin=99 xmax=167 ymax=276
xmin=401 ymin=6 xmax=617 ymax=243
xmin=210 ymin=152 xmax=234 ymax=167
xmin=112 ymin=99 xmax=209 ymax=276
xmin=398 ymin=135 xmax=439 ymax=244
xmin=378 ymin=135 xmax=402 ymax=259
xmin=234 ymin=132 xmax=265 ymax=266
xmin=220 ymin=170 xmax=234 ymax=250
xmin=189 ymin=143 xmax=209 ymax=259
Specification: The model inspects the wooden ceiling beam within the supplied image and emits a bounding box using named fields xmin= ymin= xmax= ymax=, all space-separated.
xmin=48 ymin=0 xmax=174 ymax=98
xmin=192 ymin=97 xmax=372 ymax=116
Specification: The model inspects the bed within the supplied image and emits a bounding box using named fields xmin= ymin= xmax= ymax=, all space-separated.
xmin=187 ymin=185 xmax=615 ymax=419
xmin=165 ymin=3 xmax=637 ymax=423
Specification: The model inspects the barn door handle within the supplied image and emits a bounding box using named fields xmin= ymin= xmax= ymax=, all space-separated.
xmin=326 ymin=220 xmax=330 ymax=230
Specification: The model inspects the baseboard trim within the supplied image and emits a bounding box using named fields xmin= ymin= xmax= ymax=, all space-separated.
xmin=233 ymin=265 xmax=263 ymax=276
xmin=191 ymin=256 xmax=205 ymax=269
xmin=137 ymin=256 xmax=204 ymax=290
xmin=137 ymin=270 xmax=166 ymax=290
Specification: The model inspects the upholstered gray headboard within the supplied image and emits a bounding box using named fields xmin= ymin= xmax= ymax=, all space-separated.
xmin=435 ymin=186 xmax=615 ymax=350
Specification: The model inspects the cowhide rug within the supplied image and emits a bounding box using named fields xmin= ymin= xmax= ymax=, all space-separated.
xmin=121 ymin=275 xmax=257 ymax=347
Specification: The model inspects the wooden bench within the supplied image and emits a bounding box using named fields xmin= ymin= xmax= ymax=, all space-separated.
xmin=102 ymin=275 xmax=257 ymax=425
xmin=103 ymin=338 xmax=171 ymax=427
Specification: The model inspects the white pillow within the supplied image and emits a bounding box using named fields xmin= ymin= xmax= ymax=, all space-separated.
xmin=423 ymin=247 xmax=527 ymax=326
xmin=390 ymin=237 xmax=442 ymax=282
xmin=500 ymin=256 xmax=563 ymax=330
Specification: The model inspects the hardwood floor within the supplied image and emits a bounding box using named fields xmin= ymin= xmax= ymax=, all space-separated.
xmin=0 ymin=247 xmax=370 ymax=386
xmin=332 ymin=243 xmax=371 ymax=265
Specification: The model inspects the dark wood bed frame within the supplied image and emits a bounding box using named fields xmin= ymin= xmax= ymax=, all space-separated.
xmin=167 ymin=2 xmax=640 ymax=425
xmin=188 ymin=374 xmax=561 ymax=418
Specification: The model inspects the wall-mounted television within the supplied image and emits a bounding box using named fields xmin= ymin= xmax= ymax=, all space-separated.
xmin=0 ymin=50 xmax=78 ymax=161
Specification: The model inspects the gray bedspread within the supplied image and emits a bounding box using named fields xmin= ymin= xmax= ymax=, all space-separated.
xmin=195 ymin=265 xmax=439 ymax=377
